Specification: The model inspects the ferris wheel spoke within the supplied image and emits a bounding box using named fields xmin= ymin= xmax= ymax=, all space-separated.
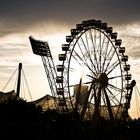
xmin=77 ymin=42 xmax=95 ymax=72
xmin=72 ymin=50 xmax=88 ymax=68
xmin=84 ymin=31 xmax=91 ymax=52
xmin=101 ymin=39 xmax=110 ymax=72
xmin=104 ymin=49 xmax=116 ymax=73
xmin=89 ymin=29 xmax=100 ymax=72
xmin=93 ymin=30 xmax=102 ymax=73
xmin=68 ymin=67 xmax=75 ymax=72
xmin=106 ymin=87 xmax=120 ymax=104
xmin=80 ymin=35 xmax=98 ymax=74
xmin=73 ymin=48 xmax=97 ymax=76
xmin=101 ymin=32 xmax=106 ymax=50
xmin=98 ymin=30 xmax=102 ymax=73
xmin=99 ymin=33 xmax=106 ymax=73
xmin=77 ymin=41 xmax=89 ymax=63
xmin=73 ymin=53 xmax=97 ymax=76
xmin=77 ymin=44 xmax=96 ymax=75
xmin=86 ymin=74 xmax=97 ymax=80
xmin=106 ymin=60 xmax=121 ymax=75
xmin=108 ymin=75 xmax=122 ymax=80
xmin=73 ymin=49 xmax=84 ymax=62
xmin=108 ymin=83 xmax=124 ymax=93
xmin=94 ymin=30 xmax=101 ymax=72
xmin=71 ymin=54 xmax=82 ymax=67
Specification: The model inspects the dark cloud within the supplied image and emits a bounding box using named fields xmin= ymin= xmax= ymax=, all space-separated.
xmin=0 ymin=0 xmax=140 ymax=32
xmin=0 ymin=0 xmax=140 ymax=59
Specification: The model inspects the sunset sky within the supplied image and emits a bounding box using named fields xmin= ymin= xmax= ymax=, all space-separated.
xmin=0 ymin=0 xmax=140 ymax=118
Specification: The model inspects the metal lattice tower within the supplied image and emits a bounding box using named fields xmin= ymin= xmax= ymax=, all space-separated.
xmin=29 ymin=36 xmax=58 ymax=108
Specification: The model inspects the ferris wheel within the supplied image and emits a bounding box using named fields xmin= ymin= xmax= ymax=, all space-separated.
xmin=56 ymin=19 xmax=134 ymax=122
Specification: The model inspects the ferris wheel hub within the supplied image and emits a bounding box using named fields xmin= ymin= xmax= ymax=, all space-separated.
xmin=98 ymin=73 xmax=108 ymax=87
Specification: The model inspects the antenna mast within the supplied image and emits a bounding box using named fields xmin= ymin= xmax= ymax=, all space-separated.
xmin=16 ymin=63 xmax=22 ymax=97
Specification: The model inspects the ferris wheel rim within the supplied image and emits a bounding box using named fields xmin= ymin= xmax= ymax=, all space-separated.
xmin=57 ymin=19 xmax=132 ymax=120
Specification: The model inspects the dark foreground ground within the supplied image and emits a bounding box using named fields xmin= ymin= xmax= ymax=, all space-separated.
xmin=0 ymin=98 xmax=140 ymax=140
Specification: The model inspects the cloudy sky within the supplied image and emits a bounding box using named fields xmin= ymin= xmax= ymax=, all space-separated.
xmin=0 ymin=0 xmax=140 ymax=118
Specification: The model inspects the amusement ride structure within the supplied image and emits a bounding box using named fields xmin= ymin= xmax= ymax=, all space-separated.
xmin=29 ymin=19 xmax=136 ymax=126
